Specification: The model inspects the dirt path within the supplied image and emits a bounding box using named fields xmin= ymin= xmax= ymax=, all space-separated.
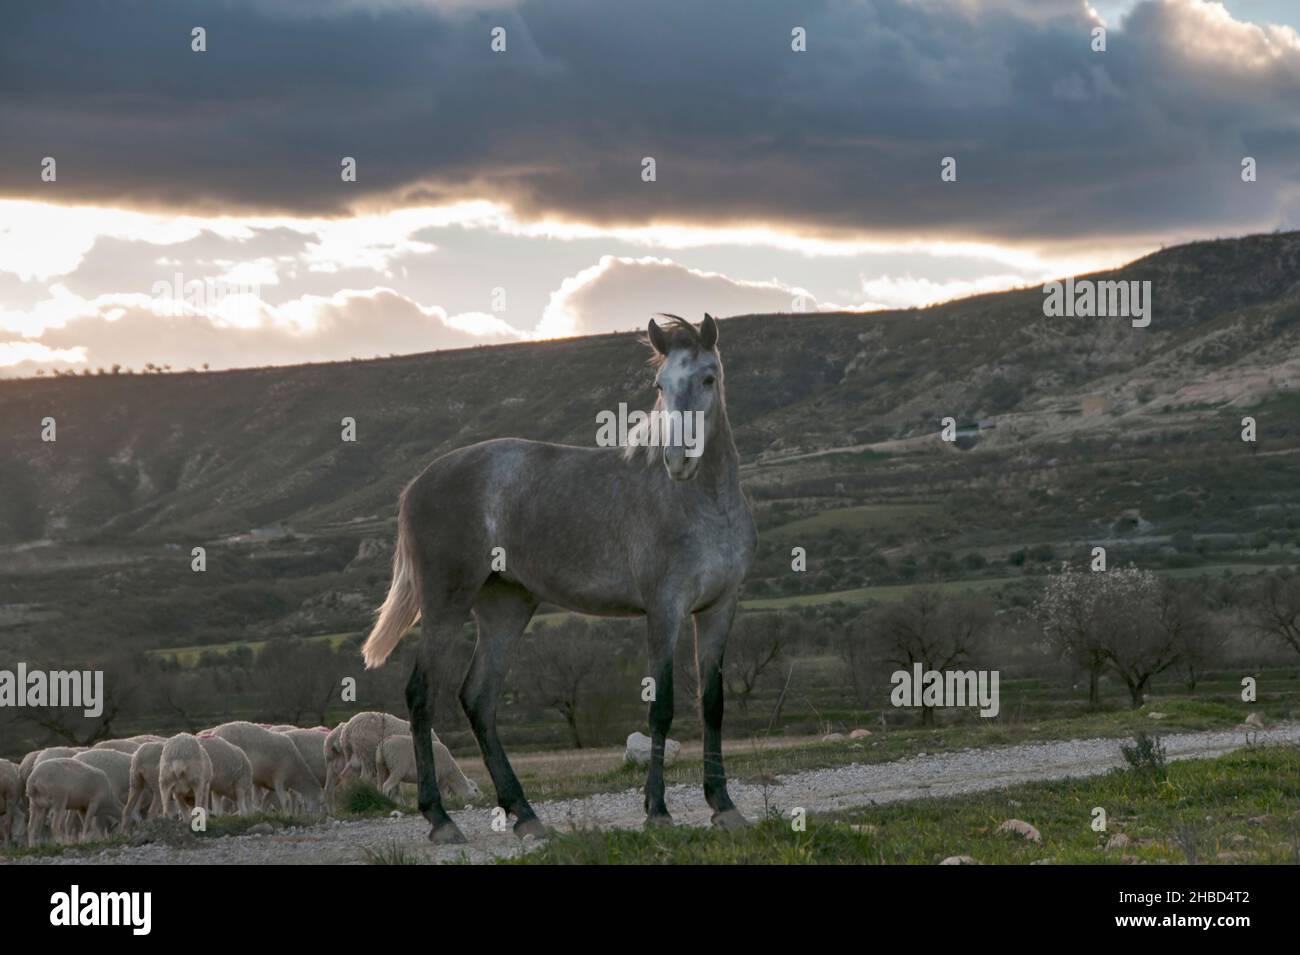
xmin=20 ymin=722 xmax=1297 ymax=865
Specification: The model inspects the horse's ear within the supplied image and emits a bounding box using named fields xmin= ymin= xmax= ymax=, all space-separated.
xmin=700 ymin=313 xmax=719 ymax=350
xmin=648 ymin=318 xmax=669 ymax=356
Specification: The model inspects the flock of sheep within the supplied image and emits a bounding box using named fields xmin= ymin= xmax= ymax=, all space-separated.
xmin=0 ymin=711 xmax=479 ymax=848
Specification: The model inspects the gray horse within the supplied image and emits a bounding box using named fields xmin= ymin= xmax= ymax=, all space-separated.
xmin=362 ymin=313 xmax=756 ymax=842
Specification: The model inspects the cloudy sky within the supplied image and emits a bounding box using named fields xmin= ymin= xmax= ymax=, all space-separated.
xmin=2 ymin=0 xmax=1298 ymax=375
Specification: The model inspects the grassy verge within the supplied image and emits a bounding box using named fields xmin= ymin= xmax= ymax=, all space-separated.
xmin=506 ymin=743 xmax=1300 ymax=864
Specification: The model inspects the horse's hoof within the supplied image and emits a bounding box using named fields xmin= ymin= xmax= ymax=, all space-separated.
xmin=644 ymin=813 xmax=674 ymax=830
xmin=711 ymin=808 xmax=750 ymax=830
xmin=513 ymin=816 xmax=548 ymax=841
xmin=428 ymin=820 xmax=467 ymax=845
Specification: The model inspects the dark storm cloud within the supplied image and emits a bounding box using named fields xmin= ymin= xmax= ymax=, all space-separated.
xmin=3 ymin=0 xmax=1299 ymax=241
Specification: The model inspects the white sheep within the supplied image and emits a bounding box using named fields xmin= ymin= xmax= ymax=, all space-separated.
xmin=120 ymin=740 xmax=166 ymax=829
xmin=197 ymin=734 xmax=255 ymax=815
xmin=339 ymin=711 xmax=411 ymax=786
xmin=158 ymin=734 xmax=213 ymax=821
xmin=323 ymin=722 xmax=347 ymax=798
xmin=0 ymin=757 xmax=24 ymax=846
xmin=24 ymin=746 xmax=89 ymax=840
xmin=210 ymin=721 xmax=323 ymax=813
xmin=18 ymin=749 xmax=39 ymax=789
xmin=283 ymin=728 xmax=329 ymax=789
xmin=26 ymin=758 xmax=121 ymax=845
xmin=31 ymin=745 xmax=86 ymax=768
xmin=73 ymin=749 xmax=133 ymax=806
xmin=374 ymin=735 xmax=480 ymax=801
xmin=269 ymin=724 xmax=299 ymax=733
xmin=92 ymin=738 xmax=145 ymax=755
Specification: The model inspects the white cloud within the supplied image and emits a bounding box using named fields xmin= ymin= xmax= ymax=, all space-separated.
xmin=535 ymin=256 xmax=820 ymax=339
xmin=0 ymin=286 xmax=523 ymax=376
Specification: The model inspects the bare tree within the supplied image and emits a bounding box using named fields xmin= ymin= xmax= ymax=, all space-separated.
xmin=1095 ymin=568 xmax=1180 ymax=708
xmin=724 ymin=612 xmax=790 ymax=714
xmin=517 ymin=619 xmax=627 ymax=749
xmin=1247 ymin=571 xmax=1300 ymax=656
xmin=254 ymin=638 xmax=339 ymax=726
xmin=867 ymin=590 xmax=993 ymax=725
xmin=1164 ymin=586 xmax=1215 ymax=692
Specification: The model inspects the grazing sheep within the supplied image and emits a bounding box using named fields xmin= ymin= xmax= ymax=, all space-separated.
xmin=26 ymin=758 xmax=121 ymax=845
xmin=197 ymin=735 xmax=255 ymax=815
xmin=158 ymin=734 xmax=213 ymax=821
xmin=73 ymin=750 xmax=133 ymax=806
xmin=0 ymin=757 xmax=24 ymax=846
xmin=23 ymin=747 xmax=88 ymax=840
xmin=284 ymin=728 xmax=329 ymax=789
xmin=92 ymin=738 xmax=144 ymax=755
xmin=323 ymin=722 xmax=347 ymax=798
xmin=31 ymin=745 xmax=86 ymax=768
xmin=210 ymin=721 xmax=323 ymax=812
xmin=18 ymin=750 xmax=39 ymax=787
xmin=120 ymin=740 xmax=165 ymax=829
xmin=375 ymin=735 xmax=480 ymax=801
xmin=339 ymin=712 xmax=411 ymax=786
xmin=269 ymin=724 xmax=299 ymax=733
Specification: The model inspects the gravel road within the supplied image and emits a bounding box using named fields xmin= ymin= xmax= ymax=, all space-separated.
xmin=18 ymin=722 xmax=1296 ymax=865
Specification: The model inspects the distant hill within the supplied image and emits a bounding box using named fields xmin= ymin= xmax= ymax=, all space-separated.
xmin=2 ymin=230 xmax=1298 ymax=547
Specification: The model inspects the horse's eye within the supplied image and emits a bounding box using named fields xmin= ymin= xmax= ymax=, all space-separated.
xmin=654 ymin=382 xmax=662 ymax=391
xmin=703 ymin=375 xmax=715 ymax=387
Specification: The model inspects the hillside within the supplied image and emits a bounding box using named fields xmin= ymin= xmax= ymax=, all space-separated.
xmin=1 ymin=230 xmax=1299 ymax=656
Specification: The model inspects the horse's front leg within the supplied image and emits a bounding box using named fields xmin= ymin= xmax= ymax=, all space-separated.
xmin=643 ymin=602 xmax=685 ymax=828
xmin=695 ymin=595 xmax=748 ymax=829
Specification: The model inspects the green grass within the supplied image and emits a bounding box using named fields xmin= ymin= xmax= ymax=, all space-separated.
xmin=338 ymin=780 xmax=403 ymax=816
xmin=766 ymin=503 xmax=941 ymax=542
xmin=363 ymin=841 xmax=424 ymax=864
xmin=743 ymin=575 xmax=1017 ymax=609
xmin=144 ymin=630 xmax=355 ymax=666
xmin=741 ymin=562 xmax=1290 ymax=611
xmin=507 ymin=744 xmax=1300 ymax=864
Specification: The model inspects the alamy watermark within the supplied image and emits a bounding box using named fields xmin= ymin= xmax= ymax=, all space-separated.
xmin=890 ymin=663 xmax=1000 ymax=718
xmin=1043 ymin=277 xmax=1151 ymax=328
xmin=151 ymin=271 xmax=262 ymax=318
xmin=596 ymin=403 xmax=705 ymax=457
xmin=0 ymin=663 xmax=104 ymax=718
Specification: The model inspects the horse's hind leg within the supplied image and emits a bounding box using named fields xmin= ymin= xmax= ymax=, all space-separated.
xmin=409 ymin=599 xmax=479 ymax=845
xmin=695 ymin=596 xmax=748 ymax=828
xmin=463 ymin=578 xmax=542 ymax=838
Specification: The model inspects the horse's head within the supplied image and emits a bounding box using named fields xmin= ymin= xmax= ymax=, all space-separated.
xmin=646 ymin=313 xmax=723 ymax=482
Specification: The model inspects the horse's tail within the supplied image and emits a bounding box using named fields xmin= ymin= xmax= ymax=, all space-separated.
xmin=362 ymin=503 xmax=422 ymax=669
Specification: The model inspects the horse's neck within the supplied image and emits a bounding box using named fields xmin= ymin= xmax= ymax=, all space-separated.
xmin=696 ymin=409 xmax=744 ymax=503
